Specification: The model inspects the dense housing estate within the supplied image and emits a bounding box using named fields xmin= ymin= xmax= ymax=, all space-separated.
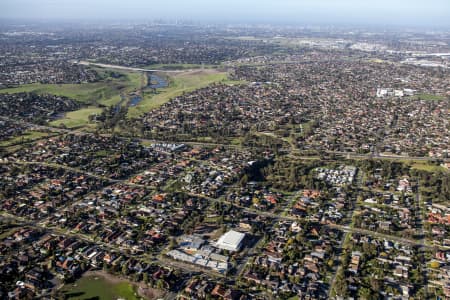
xmin=0 ymin=22 xmax=449 ymax=300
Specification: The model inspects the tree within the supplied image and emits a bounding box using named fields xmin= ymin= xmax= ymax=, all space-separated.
xmin=168 ymin=237 xmax=177 ymax=250
xmin=358 ymin=287 xmax=377 ymax=300
xmin=429 ymin=261 xmax=440 ymax=269
xmin=143 ymin=272 xmax=149 ymax=284
xmin=327 ymin=259 xmax=334 ymax=269
xmin=156 ymin=279 xmax=165 ymax=289
xmin=370 ymin=278 xmax=381 ymax=292
xmin=333 ymin=269 xmax=348 ymax=297
xmin=239 ymin=174 xmax=249 ymax=187
xmin=121 ymin=264 xmax=129 ymax=276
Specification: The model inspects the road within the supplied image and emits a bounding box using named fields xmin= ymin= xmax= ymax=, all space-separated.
xmin=415 ymin=180 xmax=429 ymax=298
xmin=1 ymin=162 xmax=443 ymax=300
xmin=9 ymin=156 xmax=440 ymax=288
xmin=3 ymin=209 xmax=226 ymax=282
xmin=75 ymin=60 xmax=200 ymax=74
xmin=1 ymin=106 xmax=447 ymax=298
xmin=287 ymin=149 xmax=450 ymax=163
xmin=0 ymin=160 xmax=119 ymax=183
xmin=192 ymin=193 xmax=448 ymax=249
xmin=3 ymin=154 xmax=447 ymax=251
xmin=2 ymin=115 xmax=449 ymax=163
xmin=327 ymin=168 xmax=361 ymax=298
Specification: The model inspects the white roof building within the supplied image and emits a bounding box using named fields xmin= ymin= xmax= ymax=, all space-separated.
xmin=215 ymin=230 xmax=246 ymax=252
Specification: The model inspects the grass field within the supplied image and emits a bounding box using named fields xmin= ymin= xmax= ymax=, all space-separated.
xmin=0 ymin=130 xmax=53 ymax=147
xmin=143 ymin=63 xmax=218 ymax=70
xmin=127 ymin=70 xmax=238 ymax=118
xmin=0 ymin=69 xmax=142 ymax=129
xmin=0 ymin=72 xmax=142 ymax=106
xmin=49 ymin=107 xmax=102 ymax=128
xmin=410 ymin=162 xmax=448 ymax=172
xmin=410 ymin=93 xmax=447 ymax=101
xmin=61 ymin=274 xmax=140 ymax=300
xmin=396 ymin=159 xmax=448 ymax=172
xmin=0 ymin=66 xmax=244 ymax=128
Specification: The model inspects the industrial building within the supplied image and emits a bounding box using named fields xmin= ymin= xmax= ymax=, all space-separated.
xmin=215 ymin=230 xmax=246 ymax=252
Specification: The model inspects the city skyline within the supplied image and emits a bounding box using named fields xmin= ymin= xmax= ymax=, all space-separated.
xmin=1 ymin=0 xmax=450 ymax=28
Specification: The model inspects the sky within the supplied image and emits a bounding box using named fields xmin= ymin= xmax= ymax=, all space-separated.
xmin=1 ymin=0 xmax=450 ymax=28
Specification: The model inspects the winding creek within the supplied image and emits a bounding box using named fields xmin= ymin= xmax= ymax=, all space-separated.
xmin=113 ymin=72 xmax=169 ymax=112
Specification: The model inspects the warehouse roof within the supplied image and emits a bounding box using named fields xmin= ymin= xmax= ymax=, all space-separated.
xmin=216 ymin=230 xmax=246 ymax=252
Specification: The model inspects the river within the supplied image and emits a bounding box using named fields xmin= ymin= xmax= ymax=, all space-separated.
xmin=128 ymin=73 xmax=168 ymax=107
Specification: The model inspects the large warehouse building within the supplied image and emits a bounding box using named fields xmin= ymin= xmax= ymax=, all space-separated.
xmin=215 ymin=230 xmax=246 ymax=252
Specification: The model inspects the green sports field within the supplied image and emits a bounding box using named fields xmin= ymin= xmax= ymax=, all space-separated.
xmin=60 ymin=274 xmax=141 ymax=300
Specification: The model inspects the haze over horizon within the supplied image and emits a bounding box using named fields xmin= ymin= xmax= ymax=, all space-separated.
xmin=1 ymin=0 xmax=450 ymax=28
